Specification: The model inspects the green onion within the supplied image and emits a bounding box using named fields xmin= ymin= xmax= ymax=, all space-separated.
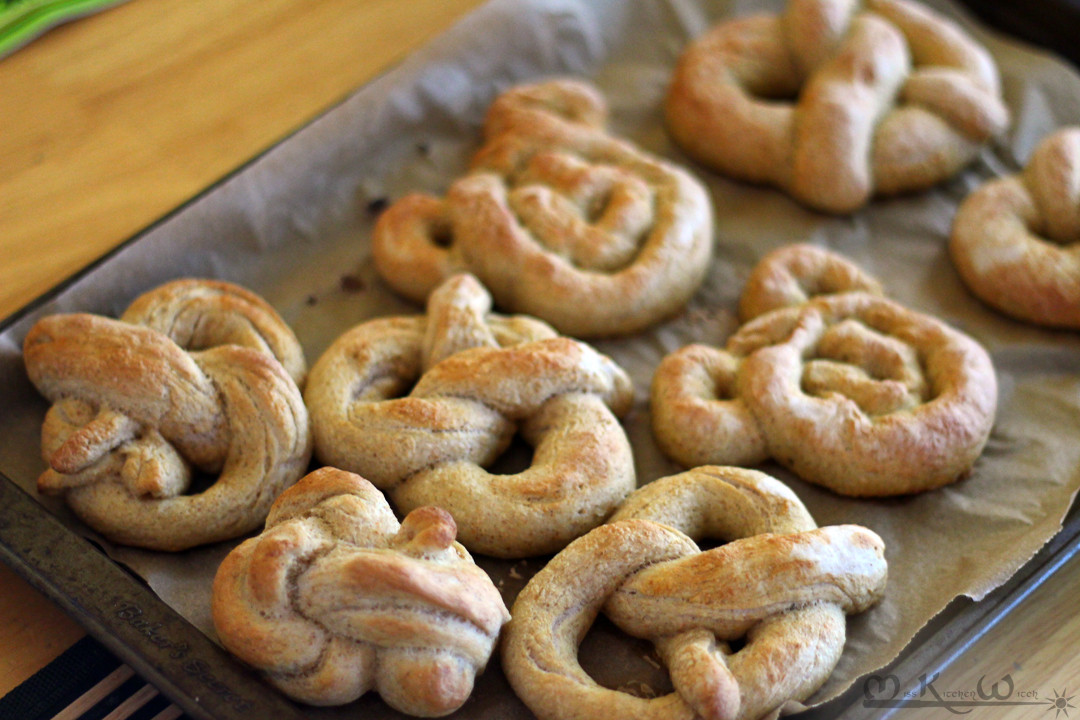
xmin=0 ymin=0 xmax=130 ymax=59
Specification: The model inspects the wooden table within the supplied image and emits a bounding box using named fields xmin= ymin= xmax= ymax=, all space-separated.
xmin=0 ymin=0 xmax=487 ymax=696
xmin=1 ymin=0 xmax=1078 ymax=716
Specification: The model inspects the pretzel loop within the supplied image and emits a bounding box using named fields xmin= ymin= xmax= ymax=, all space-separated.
xmin=119 ymin=279 xmax=307 ymax=385
xmin=305 ymin=274 xmax=636 ymax=557
xmin=650 ymin=344 xmax=770 ymax=469
xmin=738 ymin=244 xmax=885 ymax=322
xmin=503 ymin=467 xmax=888 ymax=720
xmin=24 ymin=279 xmax=311 ymax=551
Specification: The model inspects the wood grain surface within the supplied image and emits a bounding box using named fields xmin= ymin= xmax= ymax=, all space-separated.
xmin=0 ymin=0 xmax=486 ymax=320
xmin=1 ymin=0 xmax=1078 ymax=712
xmin=0 ymin=0 xmax=486 ymax=696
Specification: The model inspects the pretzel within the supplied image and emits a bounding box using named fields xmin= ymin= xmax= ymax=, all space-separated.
xmin=119 ymin=278 xmax=308 ymax=385
xmin=502 ymin=466 xmax=887 ymax=720
xmin=303 ymin=274 xmax=635 ymax=557
xmin=738 ymin=243 xmax=885 ymax=321
xmin=950 ymin=127 xmax=1080 ymax=328
xmin=373 ymin=78 xmax=714 ymax=337
xmin=651 ymin=291 xmax=997 ymax=496
xmin=23 ymin=279 xmax=312 ymax=551
xmin=212 ymin=467 xmax=509 ymax=716
xmin=665 ymin=0 xmax=1009 ymax=213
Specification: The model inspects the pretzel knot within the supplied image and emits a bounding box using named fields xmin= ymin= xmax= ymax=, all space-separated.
xmin=23 ymin=279 xmax=312 ymax=551
xmin=666 ymin=0 xmax=1009 ymax=213
xmin=503 ymin=467 xmax=888 ymax=720
xmin=951 ymin=127 xmax=1080 ymax=328
xmin=373 ymin=78 xmax=714 ymax=337
xmin=304 ymin=274 xmax=635 ymax=558
xmin=652 ymin=290 xmax=997 ymax=496
xmin=212 ymin=467 xmax=510 ymax=717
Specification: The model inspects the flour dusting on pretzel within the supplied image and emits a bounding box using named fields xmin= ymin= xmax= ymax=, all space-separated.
xmin=503 ymin=466 xmax=887 ymax=720
xmin=304 ymin=274 xmax=635 ymax=557
xmin=950 ymin=127 xmax=1080 ymax=328
xmin=666 ymin=0 xmax=1009 ymax=213
xmin=24 ymin=279 xmax=311 ymax=550
xmin=213 ymin=467 xmax=509 ymax=716
xmin=373 ymin=78 xmax=714 ymax=337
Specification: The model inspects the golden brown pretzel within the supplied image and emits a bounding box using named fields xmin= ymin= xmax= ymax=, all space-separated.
xmin=373 ymin=78 xmax=714 ymax=337
xmin=503 ymin=466 xmax=887 ymax=720
xmin=950 ymin=127 xmax=1080 ymax=328
xmin=23 ymin=279 xmax=311 ymax=550
xmin=304 ymin=274 xmax=635 ymax=557
xmin=666 ymin=0 xmax=1009 ymax=213
xmin=213 ymin=467 xmax=509 ymax=716
xmin=652 ymin=291 xmax=997 ymax=496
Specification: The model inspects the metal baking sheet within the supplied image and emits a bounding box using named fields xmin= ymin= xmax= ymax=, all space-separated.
xmin=3 ymin=1 xmax=1080 ymax=718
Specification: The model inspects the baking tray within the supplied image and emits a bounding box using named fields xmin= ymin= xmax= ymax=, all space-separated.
xmin=4 ymin=1 xmax=1080 ymax=718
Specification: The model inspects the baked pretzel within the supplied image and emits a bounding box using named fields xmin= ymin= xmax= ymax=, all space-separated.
xmin=652 ymin=291 xmax=997 ymax=496
xmin=213 ymin=467 xmax=509 ymax=716
xmin=304 ymin=274 xmax=635 ymax=557
xmin=738 ymin=243 xmax=885 ymax=321
xmin=950 ymin=127 xmax=1080 ymax=328
xmin=373 ymin=78 xmax=714 ymax=337
xmin=666 ymin=0 xmax=1009 ymax=213
xmin=503 ymin=466 xmax=887 ymax=720
xmin=23 ymin=279 xmax=312 ymax=551
xmin=119 ymin=278 xmax=307 ymax=386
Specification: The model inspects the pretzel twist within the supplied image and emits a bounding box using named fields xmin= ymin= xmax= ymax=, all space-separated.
xmin=373 ymin=78 xmax=714 ymax=337
xmin=304 ymin=274 xmax=635 ymax=557
xmin=119 ymin=278 xmax=308 ymax=385
xmin=666 ymin=0 xmax=1008 ymax=213
xmin=23 ymin=279 xmax=311 ymax=550
xmin=503 ymin=466 xmax=887 ymax=720
xmin=950 ymin=127 xmax=1080 ymax=328
xmin=652 ymin=290 xmax=997 ymax=496
xmin=212 ymin=467 xmax=509 ymax=716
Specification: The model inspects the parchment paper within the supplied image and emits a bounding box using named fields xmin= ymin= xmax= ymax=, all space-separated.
xmin=3 ymin=0 xmax=1080 ymax=717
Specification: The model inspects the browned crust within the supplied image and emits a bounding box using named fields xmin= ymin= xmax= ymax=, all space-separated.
xmin=304 ymin=274 xmax=636 ymax=557
xmin=665 ymin=0 xmax=1008 ymax=213
xmin=503 ymin=468 xmax=887 ymax=720
xmin=950 ymin=127 xmax=1080 ymax=328
xmin=373 ymin=78 xmax=714 ymax=337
